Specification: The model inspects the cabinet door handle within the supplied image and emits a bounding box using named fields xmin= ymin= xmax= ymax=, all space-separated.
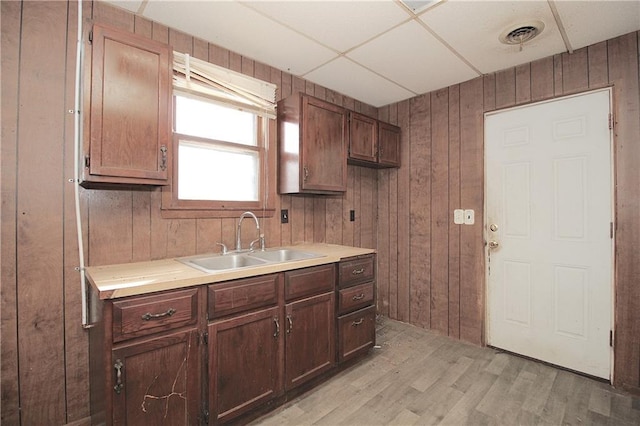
xmin=303 ymin=166 xmax=309 ymax=182
xmin=113 ymin=359 xmax=124 ymax=394
xmin=352 ymin=268 xmax=365 ymax=275
xmin=352 ymin=293 xmax=365 ymax=301
xmin=351 ymin=318 xmax=364 ymax=327
xmin=141 ymin=307 xmax=176 ymax=321
xmin=273 ymin=317 xmax=280 ymax=338
xmin=160 ymin=145 xmax=168 ymax=171
xmin=286 ymin=315 xmax=293 ymax=334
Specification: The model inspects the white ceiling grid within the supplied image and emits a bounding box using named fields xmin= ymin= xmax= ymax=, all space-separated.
xmin=106 ymin=0 xmax=640 ymax=107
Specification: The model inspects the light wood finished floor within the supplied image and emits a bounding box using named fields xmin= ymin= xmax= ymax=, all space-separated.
xmin=252 ymin=317 xmax=640 ymax=425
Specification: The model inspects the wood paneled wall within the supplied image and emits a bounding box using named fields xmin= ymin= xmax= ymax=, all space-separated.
xmin=3 ymin=1 xmax=640 ymax=424
xmin=377 ymin=32 xmax=640 ymax=393
xmin=1 ymin=2 xmax=377 ymax=424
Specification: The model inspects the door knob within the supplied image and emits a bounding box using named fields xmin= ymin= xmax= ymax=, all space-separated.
xmin=490 ymin=224 xmax=498 ymax=232
xmin=488 ymin=241 xmax=499 ymax=249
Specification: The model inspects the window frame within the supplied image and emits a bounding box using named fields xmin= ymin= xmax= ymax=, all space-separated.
xmin=161 ymin=95 xmax=275 ymax=218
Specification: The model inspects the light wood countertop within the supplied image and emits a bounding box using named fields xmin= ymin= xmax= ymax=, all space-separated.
xmin=86 ymin=243 xmax=375 ymax=299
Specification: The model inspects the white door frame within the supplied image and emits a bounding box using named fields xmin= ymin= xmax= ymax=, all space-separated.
xmin=483 ymin=87 xmax=616 ymax=381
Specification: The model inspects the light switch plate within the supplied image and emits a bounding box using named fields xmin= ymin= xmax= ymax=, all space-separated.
xmin=464 ymin=209 xmax=475 ymax=225
xmin=454 ymin=209 xmax=464 ymax=225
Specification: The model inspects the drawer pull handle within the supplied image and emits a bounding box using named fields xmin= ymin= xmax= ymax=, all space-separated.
xmin=352 ymin=318 xmax=364 ymax=326
xmin=352 ymin=293 xmax=366 ymax=301
xmin=273 ymin=317 xmax=280 ymax=338
xmin=114 ymin=359 xmax=124 ymax=394
xmin=352 ymin=268 xmax=365 ymax=275
xmin=141 ymin=307 xmax=176 ymax=321
xmin=286 ymin=315 xmax=293 ymax=334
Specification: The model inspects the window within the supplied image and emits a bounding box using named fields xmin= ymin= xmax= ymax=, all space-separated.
xmin=162 ymin=53 xmax=277 ymax=218
xmin=175 ymin=96 xmax=259 ymax=202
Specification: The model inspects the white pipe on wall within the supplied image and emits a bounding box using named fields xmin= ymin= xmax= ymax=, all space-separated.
xmin=73 ymin=0 xmax=89 ymax=327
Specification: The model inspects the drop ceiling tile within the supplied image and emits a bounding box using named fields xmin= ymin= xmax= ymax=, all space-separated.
xmin=421 ymin=0 xmax=566 ymax=74
xmin=348 ymin=20 xmax=478 ymax=95
xmin=304 ymin=57 xmax=415 ymax=107
xmin=554 ymin=0 xmax=640 ymax=51
xmin=142 ymin=0 xmax=336 ymax=75
xmin=243 ymin=0 xmax=410 ymax=52
xmin=106 ymin=0 xmax=143 ymax=13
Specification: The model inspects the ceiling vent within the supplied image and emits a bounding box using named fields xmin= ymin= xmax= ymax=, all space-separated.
xmin=499 ymin=21 xmax=545 ymax=50
xmin=400 ymin=0 xmax=440 ymax=14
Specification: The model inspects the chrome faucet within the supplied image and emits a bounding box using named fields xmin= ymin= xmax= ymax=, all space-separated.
xmin=236 ymin=211 xmax=264 ymax=252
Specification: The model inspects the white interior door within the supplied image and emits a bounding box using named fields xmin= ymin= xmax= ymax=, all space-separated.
xmin=485 ymin=89 xmax=613 ymax=379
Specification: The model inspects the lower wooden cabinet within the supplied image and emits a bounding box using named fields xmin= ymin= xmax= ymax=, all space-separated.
xmin=90 ymin=287 xmax=205 ymax=425
xmin=209 ymin=306 xmax=283 ymax=424
xmin=91 ymin=259 xmax=374 ymax=425
xmin=336 ymin=254 xmax=377 ymax=364
xmin=111 ymin=329 xmax=201 ymax=425
xmin=285 ymin=292 xmax=335 ymax=389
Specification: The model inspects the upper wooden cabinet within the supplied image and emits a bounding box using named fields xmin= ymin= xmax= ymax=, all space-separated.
xmin=348 ymin=112 xmax=401 ymax=168
xmin=348 ymin=112 xmax=378 ymax=163
xmin=83 ymin=24 xmax=172 ymax=186
xmin=278 ymin=93 xmax=348 ymax=194
xmin=377 ymin=121 xmax=401 ymax=167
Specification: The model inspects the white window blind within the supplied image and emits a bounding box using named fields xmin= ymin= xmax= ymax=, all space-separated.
xmin=173 ymin=51 xmax=277 ymax=119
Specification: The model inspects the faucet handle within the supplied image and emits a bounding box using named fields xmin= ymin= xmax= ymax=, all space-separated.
xmin=249 ymin=235 xmax=266 ymax=252
xmin=216 ymin=242 xmax=228 ymax=255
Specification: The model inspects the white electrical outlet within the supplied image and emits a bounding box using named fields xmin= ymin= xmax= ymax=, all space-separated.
xmin=453 ymin=209 xmax=464 ymax=225
xmin=464 ymin=209 xmax=475 ymax=225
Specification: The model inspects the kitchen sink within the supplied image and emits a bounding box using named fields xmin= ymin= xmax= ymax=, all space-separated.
xmin=248 ymin=248 xmax=324 ymax=263
xmin=178 ymin=248 xmax=325 ymax=273
xmin=178 ymin=253 xmax=268 ymax=272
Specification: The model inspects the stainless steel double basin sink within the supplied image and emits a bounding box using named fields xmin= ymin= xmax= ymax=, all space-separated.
xmin=177 ymin=248 xmax=325 ymax=273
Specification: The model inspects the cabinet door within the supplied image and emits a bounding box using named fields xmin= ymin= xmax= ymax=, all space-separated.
xmin=301 ymin=96 xmax=347 ymax=192
xmin=285 ymin=292 xmax=335 ymax=389
xmin=87 ymin=24 xmax=171 ymax=185
xmin=349 ymin=111 xmax=377 ymax=163
xmin=209 ymin=306 xmax=283 ymax=424
xmin=111 ymin=329 xmax=200 ymax=425
xmin=377 ymin=121 xmax=401 ymax=167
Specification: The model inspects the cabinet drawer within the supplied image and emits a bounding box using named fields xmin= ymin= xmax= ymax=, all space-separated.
xmin=338 ymin=255 xmax=375 ymax=288
xmin=338 ymin=306 xmax=376 ymax=362
xmin=112 ymin=288 xmax=198 ymax=342
xmin=285 ymin=264 xmax=335 ymax=301
xmin=208 ymin=274 xmax=279 ymax=319
xmin=338 ymin=282 xmax=375 ymax=315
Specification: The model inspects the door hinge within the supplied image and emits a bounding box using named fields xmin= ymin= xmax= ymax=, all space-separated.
xmin=88 ymin=30 xmax=93 ymax=44
xmin=608 ymin=113 xmax=614 ymax=130
xmin=609 ymin=330 xmax=614 ymax=347
xmin=84 ymin=155 xmax=90 ymax=168
xmin=610 ymin=222 xmax=614 ymax=239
